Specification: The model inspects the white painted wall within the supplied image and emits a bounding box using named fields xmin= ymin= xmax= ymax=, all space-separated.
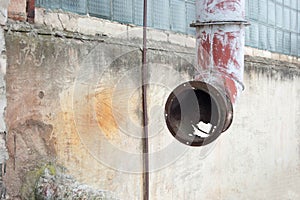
xmin=4 ymin=8 xmax=300 ymax=199
xmin=149 ymin=61 xmax=300 ymax=200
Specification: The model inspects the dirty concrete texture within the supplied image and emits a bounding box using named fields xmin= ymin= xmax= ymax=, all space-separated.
xmin=35 ymin=165 xmax=118 ymax=200
xmin=1 ymin=6 xmax=300 ymax=200
xmin=3 ymin=20 xmax=197 ymax=199
xmin=4 ymin=30 xmax=142 ymax=199
xmin=148 ymin=56 xmax=300 ymax=200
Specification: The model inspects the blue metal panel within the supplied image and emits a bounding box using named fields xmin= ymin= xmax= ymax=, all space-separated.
xmin=259 ymin=24 xmax=268 ymax=50
xmin=298 ymin=12 xmax=300 ymax=33
xmin=268 ymin=0 xmax=276 ymax=25
xmin=298 ymin=35 xmax=300 ymax=57
xmin=88 ymin=0 xmax=111 ymax=18
xmin=259 ymin=0 xmax=268 ymax=23
xmin=245 ymin=0 xmax=249 ymax=18
xmin=133 ymin=0 xmax=144 ymax=26
xmin=275 ymin=4 xmax=283 ymax=28
xmin=146 ymin=0 xmax=153 ymax=27
xmin=283 ymin=32 xmax=291 ymax=54
xmin=290 ymin=0 xmax=297 ymax=8
xmin=245 ymin=26 xmax=251 ymax=46
xmin=61 ymin=0 xmax=86 ymax=14
xmin=113 ymin=0 xmax=133 ymax=23
xmin=290 ymin=10 xmax=297 ymax=32
xmin=32 ymin=0 xmax=300 ymax=57
xmin=283 ymin=7 xmax=290 ymax=30
xmin=249 ymin=22 xmax=259 ymax=47
xmin=283 ymin=0 xmax=290 ymax=7
xmin=186 ymin=1 xmax=196 ymax=35
xmin=170 ymin=0 xmax=186 ymax=33
xmin=291 ymin=33 xmax=298 ymax=56
xmin=276 ymin=30 xmax=284 ymax=53
xmin=249 ymin=0 xmax=259 ymax=20
xmin=268 ymin=27 xmax=276 ymax=51
xmin=36 ymin=0 xmax=61 ymax=9
xmin=152 ymin=0 xmax=170 ymax=29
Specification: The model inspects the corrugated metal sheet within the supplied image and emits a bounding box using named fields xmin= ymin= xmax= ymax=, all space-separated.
xmin=291 ymin=33 xmax=298 ymax=56
xmin=284 ymin=0 xmax=290 ymax=7
xmin=113 ymin=0 xmax=133 ymax=23
xmin=275 ymin=4 xmax=283 ymax=28
xmin=36 ymin=0 xmax=299 ymax=57
xmin=88 ymin=0 xmax=111 ymax=18
xmin=61 ymin=0 xmax=86 ymax=14
xmin=170 ymin=0 xmax=186 ymax=32
xmin=276 ymin=30 xmax=284 ymax=53
xmin=245 ymin=26 xmax=251 ymax=45
xmin=186 ymin=1 xmax=196 ymax=35
xmin=259 ymin=0 xmax=268 ymax=23
xmin=147 ymin=0 xmax=153 ymax=27
xmin=133 ymin=0 xmax=144 ymax=26
xmin=36 ymin=0 xmax=61 ymax=9
xmin=298 ymin=12 xmax=300 ymax=33
xmin=152 ymin=0 xmax=170 ymax=29
xmin=290 ymin=0 xmax=297 ymax=8
xmin=249 ymin=22 xmax=259 ymax=47
xmin=245 ymin=0 xmax=249 ymax=18
xmin=259 ymin=24 xmax=268 ymax=50
xmin=283 ymin=7 xmax=290 ymax=30
xmin=268 ymin=0 xmax=276 ymax=25
xmin=249 ymin=0 xmax=259 ymax=20
xmin=290 ymin=10 xmax=297 ymax=32
xmin=268 ymin=27 xmax=276 ymax=51
xmin=298 ymin=36 xmax=300 ymax=57
xmin=283 ymin=32 xmax=291 ymax=54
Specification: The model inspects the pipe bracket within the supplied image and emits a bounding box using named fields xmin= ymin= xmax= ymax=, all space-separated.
xmin=190 ymin=20 xmax=250 ymax=27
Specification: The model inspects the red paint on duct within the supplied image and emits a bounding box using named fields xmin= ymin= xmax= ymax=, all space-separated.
xmin=164 ymin=0 xmax=246 ymax=146
xmin=194 ymin=0 xmax=246 ymax=129
xmin=215 ymin=0 xmax=240 ymax=11
xmin=196 ymin=0 xmax=245 ymax=104
xmin=223 ymin=75 xmax=238 ymax=102
xmin=197 ymin=0 xmax=244 ymax=22
xmin=197 ymin=32 xmax=211 ymax=71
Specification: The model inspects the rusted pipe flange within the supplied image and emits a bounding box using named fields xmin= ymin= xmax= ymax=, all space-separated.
xmin=165 ymin=81 xmax=233 ymax=146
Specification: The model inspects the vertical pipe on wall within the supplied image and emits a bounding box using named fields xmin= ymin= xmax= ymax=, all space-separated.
xmin=192 ymin=0 xmax=247 ymax=135
xmin=164 ymin=0 xmax=247 ymax=146
xmin=142 ymin=0 xmax=149 ymax=199
xmin=194 ymin=0 xmax=246 ymax=105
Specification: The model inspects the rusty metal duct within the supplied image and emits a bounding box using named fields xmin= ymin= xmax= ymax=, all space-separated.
xmin=165 ymin=0 xmax=247 ymax=146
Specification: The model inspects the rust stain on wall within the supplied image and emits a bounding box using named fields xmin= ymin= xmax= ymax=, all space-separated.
xmin=94 ymin=88 xmax=120 ymax=140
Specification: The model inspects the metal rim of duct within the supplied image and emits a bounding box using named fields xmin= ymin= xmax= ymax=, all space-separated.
xmin=164 ymin=81 xmax=233 ymax=146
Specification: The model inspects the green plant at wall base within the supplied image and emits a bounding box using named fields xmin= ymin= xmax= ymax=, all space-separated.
xmin=20 ymin=163 xmax=57 ymax=200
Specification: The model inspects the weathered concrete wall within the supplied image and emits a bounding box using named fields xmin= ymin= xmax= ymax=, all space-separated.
xmin=0 ymin=1 xmax=8 ymax=131
xmin=0 ymin=0 xmax=9 ymax=199
xmin=148 ymin=56 xmax=300 ymax=200
xmin=2 ymin=8 xmax=300 ymax=200
xmin=4 ymin=24 xmax=145 ymax=199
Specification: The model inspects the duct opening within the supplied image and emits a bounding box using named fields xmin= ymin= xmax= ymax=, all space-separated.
xmin=165 ymin=81 xmax=233 ymax=146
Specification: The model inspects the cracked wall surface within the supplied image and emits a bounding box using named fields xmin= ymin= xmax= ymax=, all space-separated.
xmin=1 ymin=6 xmax=300 ymax=200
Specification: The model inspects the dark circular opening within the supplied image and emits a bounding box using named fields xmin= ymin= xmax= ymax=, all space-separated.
xmin=165 ymin=81 xmax=230 ymax=146
xmin=38 ymin=91 xmax=45 ymax=99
